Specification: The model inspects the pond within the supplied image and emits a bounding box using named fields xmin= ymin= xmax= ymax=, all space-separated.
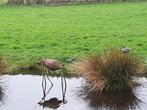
xmin=0 ymin=75 xmax=147 ymax=110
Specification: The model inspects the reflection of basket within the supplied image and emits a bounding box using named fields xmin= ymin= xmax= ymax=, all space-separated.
xmin=38 ymin=97 xmax=62 ymax=109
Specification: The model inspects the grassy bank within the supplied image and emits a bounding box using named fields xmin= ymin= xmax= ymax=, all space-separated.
xmin=0 ymin=2 xmax=147 ymax=69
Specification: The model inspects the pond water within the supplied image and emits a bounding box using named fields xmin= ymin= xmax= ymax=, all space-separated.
xmin=0 ymin=75 xmax=147 ymax=110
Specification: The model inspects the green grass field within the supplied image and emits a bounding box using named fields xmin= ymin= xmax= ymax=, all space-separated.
xmin=0 ymin=2 xmax=147 ymax=68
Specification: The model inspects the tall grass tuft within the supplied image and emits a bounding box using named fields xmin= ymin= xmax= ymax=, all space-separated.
xmin=72 ymin=49 xmax=145 ymax=92
xmin=0 ymin=56 xmax=6 ymax=74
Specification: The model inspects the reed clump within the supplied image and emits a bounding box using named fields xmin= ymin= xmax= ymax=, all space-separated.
xmin=72 ymin=49 xmax=145 ymax=92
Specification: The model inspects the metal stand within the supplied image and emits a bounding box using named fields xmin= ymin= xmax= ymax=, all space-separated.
xmin=39 ymin=67 xmax=67 ymax=104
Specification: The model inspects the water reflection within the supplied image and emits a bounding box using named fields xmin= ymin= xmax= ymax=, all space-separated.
xmin=78 ymin=85 xmax=142 ymax=110
xmin=38 ymin=74 xmax=67 ymax=109
xmin=0 ymin=86 xmax=4 ymax=106
xmin=0 ymin=76 xmax=5 ymax=107
xmin=38 ymin=97 xmax=62 ymax=109
xmin=0 ymin=75 xmax=147 ymax=110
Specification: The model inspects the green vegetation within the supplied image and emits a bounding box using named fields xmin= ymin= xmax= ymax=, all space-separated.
xmin=0 ymin=2 xmax=147 ymax=69
xmin=0 ymin=0 xmax=7 ymax=4
xmin=72 ymin=49 xmax=145 ymax=92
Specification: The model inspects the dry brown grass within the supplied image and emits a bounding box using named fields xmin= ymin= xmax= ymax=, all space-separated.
xmin=72 ymin=49 xmax=145 ymax=92
xmin=0 ymin=56 xmax=6 ymax=74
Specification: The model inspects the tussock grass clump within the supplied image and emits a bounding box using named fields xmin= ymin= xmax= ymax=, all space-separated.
xmin=0 ymin=56 xmax=6 ymax=74
xmin=72 ymin=49 xmax=145 ymax=92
